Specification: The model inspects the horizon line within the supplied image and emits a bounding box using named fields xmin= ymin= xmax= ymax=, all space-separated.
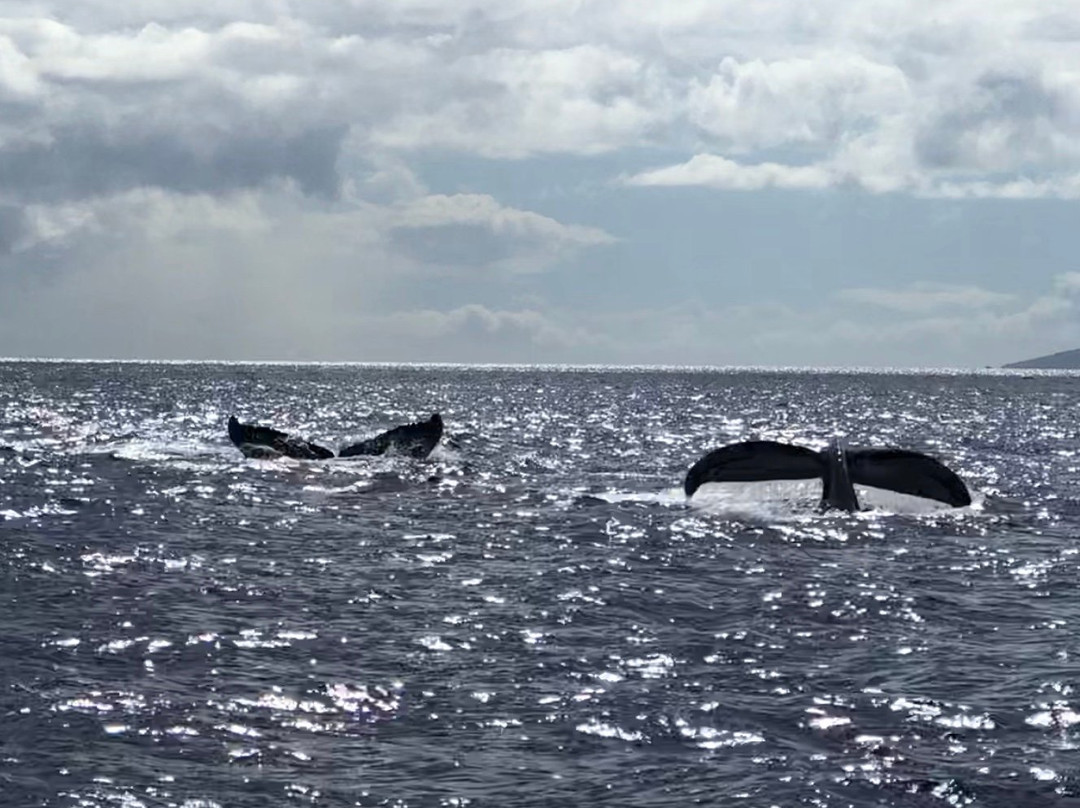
xmin=0 ymin=356 xmax=1068 ymax=375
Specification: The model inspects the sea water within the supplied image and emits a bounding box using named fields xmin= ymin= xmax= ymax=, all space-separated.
xmin=1 ymin=361 xmax=1078 ymax=806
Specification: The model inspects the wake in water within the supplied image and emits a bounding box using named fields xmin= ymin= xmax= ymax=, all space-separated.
xmin=690 ymin=480 xmax=979 ymax=519
xmin=593 ymin=477 xmax=979 ymax=522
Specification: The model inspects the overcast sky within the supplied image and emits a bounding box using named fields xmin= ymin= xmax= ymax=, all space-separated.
xmin=1 ymin=1 xmax=1079 ymax=367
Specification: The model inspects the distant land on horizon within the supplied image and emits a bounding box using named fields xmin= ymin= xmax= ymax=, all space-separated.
xmin=1004 ymin=348 xmax=1080 ymax=369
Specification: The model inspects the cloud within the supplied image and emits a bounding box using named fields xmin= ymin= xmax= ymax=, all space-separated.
xmin=368 ymin=44 xmax=670 ymax=158
xmin=514 ymin=275 xmax=1080 ymax=368
xmin=0 ymin=184 xmax=615 ymax=359
xmin=1051 ymin=271 xmax=1080 ymax=295
xmin=0 ymin=204 xmax=27 ymax=253
xmin=736 ymin=275 xmax=1080 ymax=367
xmin=1 ymin=1 xmax=1078 ymax=365
xmin=3 ymin=183 xmax=1076 ymax=367
xmin=685 ymin=53 xmax=910 ymax=154
xmin=362 ymin=304 xmax=607 ymax=362
xmin=385 ymin=193 xmax=615 ymax=273
xmin=2 ymin=2 xmax=1079 ymax=203
xmin=930 ymin=173 xmax=1080 ymax=200
xmin=836 ymin=283 xmax=1016 ymax=313
xmin=0 ymin=125 xmax=348 ymax=202
xmin=624 ymin=9 xmax=1080 ymax=198
xmin=625 ymin=154 xmax=837 ymax=191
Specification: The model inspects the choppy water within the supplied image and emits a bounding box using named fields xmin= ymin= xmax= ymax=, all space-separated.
xmin=2 ymin=361 xmax=1079 ymax=807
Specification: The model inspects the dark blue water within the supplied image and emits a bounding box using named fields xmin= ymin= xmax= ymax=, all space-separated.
xmin=2 ymin=361 xmax=1078 ymax=807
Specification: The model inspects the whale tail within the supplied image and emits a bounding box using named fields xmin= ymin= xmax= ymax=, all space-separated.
xmin=684 ymin=439 xmax=970 ymax=511
xmin=338 ymin=413 xmax=443 ymax=460
xmin=227 ymin=416 xmax=335 ymax=460
xmin=845 ymin=447 xmax=971 ymax=507
xmin=684 ymin=440 xmax=825 ymax=496
xmin=227 ymin=413 xmax=444 ymax=461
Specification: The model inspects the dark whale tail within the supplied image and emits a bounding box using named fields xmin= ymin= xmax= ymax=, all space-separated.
xmin=227 ymin=416 xmax=335 ymax=460
xmin=684 ymin=441 xmax=824 ymax=493
xmin=227 ymin=413 xmax=444 ymax=461
xmin=338 ymin=413 xmax=443 ymax=459
xmin=684 ymin=438 xmax=970 ymax=511
xmin=845 ymin=447 xmax=971 ymax=507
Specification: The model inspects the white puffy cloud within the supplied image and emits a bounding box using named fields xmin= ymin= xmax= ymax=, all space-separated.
xmin=368 ymin=44 xmax=670 ymax=158
xmin=625 ymin=154 xmax=837 ymax=191
xmin=685 ymin=54 xmax=910 ymax=154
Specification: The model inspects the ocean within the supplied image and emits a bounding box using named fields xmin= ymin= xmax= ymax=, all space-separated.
xmin=1 ymin=361 xmax=1078 ymax=807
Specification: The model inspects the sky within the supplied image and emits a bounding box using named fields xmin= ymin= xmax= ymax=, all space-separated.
xmin=1 ymin=1 xmax=1079 ymax=368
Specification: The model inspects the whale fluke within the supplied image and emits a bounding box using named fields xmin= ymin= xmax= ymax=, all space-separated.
xmin=684 ymin=440 xmax=824 ymax=495
xmin=227 ymin=416 xmax=334 ymax=460
xmin=847 ymin=448 xmax=971 ymax=507
xmin=227 ymin=413 xmax=444 ymax=461
xmin=338 ymin=413 xmax=443 ymax=460
xmin=685 ymin=437 xmax=970 ymax=512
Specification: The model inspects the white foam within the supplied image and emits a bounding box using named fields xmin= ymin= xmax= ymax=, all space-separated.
xmin=855 ymin=485 xmax=981 ymax=515
xmin=591 ymin=487 xmax=687 ymax=507
xmin=685 ymin=480 xmax=979 ymax=520
xmin=688 ymin=480 xmax=822 ymax=521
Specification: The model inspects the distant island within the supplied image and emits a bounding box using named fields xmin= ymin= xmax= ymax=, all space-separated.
xmin=1004 ymin=348 xmax=1080 ymax=369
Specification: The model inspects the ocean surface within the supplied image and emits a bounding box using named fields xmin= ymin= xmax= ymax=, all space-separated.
xmin=1 ymin=361 xmax=1079 ymax=808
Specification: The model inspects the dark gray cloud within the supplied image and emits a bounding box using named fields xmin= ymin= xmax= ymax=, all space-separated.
xmin=915 ymin=71 xmax=1063 ymax=172
xmin=0 ymin=124 xmax=346 ymax=202
xmin=0 ymin=205 xmax=28 ymax=253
